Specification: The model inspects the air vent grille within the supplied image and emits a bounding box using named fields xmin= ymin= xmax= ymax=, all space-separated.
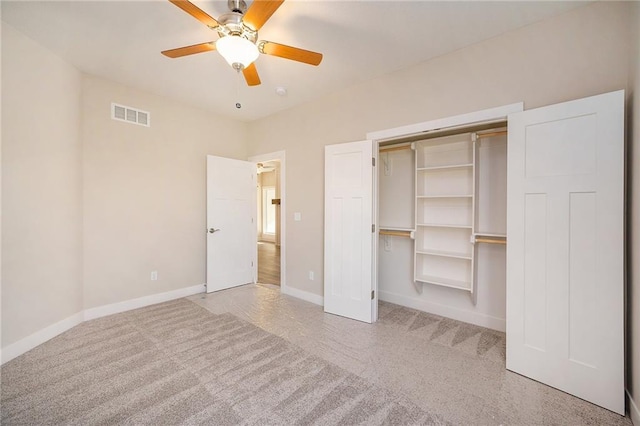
xmin=111 ymin=103 xmax=150 ymax=127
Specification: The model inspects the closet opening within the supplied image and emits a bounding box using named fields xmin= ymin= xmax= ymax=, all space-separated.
xmin=376 ymin=121 xmax=508 ymax=332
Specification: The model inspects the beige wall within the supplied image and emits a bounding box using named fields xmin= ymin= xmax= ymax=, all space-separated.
xmin=1 ymin=25 xmax=249 ymax=348
xmin=81 ymin=75 xmax=247 ymax=309
xmin=1 ymin=24 xmax=83 ymax=347
xmin=247 ymin=1 xmax=632 ymax=297
xmin=628 ymin=1 xmax=640 ymax=421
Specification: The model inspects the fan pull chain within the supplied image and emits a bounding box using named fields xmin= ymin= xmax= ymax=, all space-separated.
xmin=235 ymin=68 xmax=242 ymax=109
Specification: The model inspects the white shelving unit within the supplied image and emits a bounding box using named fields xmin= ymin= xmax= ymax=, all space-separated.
xmin=413 ymin=133 xmax=476 ymax=293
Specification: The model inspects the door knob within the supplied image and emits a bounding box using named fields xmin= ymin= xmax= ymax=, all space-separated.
xmin=208 ymin=228 xmax=220 ymax=234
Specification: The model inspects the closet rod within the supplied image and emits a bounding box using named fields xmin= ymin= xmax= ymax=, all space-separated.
xmin=477 ymin=130 xmax=507 ymax=139
xmin=475 ymin=238 xmax=507 ymax=245
xmin=380 ymin=230 xmax=413 ymax=238
xmin=379 ymin=144 xmax=412 ymax=153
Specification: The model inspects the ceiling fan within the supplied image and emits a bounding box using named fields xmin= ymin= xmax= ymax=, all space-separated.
xmin=162 ymin=0 xmax=323 ymax=86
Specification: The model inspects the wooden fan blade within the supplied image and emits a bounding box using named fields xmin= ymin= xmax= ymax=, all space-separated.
xmin=242 ymin=63 xmax=261 ymax=86
xmin=260 ymin=41 xmax=323 ymax=66
xmin=162 ymin=42 xmax=216 ymax=58
xmin=169 ymin=0 xmax=219 ymax=28
xmin=242 ymin=0 xmax=284 ymax=31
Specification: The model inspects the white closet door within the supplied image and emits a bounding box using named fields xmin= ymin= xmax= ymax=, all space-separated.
xmin=324 ymin=140 xmax=375 ymax=323
xmin=506 ymin=90 xmax=624 ymax=414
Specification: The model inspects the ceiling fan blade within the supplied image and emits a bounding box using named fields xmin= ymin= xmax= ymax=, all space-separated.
xmin=242 ymin=63 xmax=261 ymax=86
xmin=260 ymin=41 xmax=323 ymax=66
xmin=162 ymin=42 xmax=216 ymax=58
xmin=242 ymin=0 xmax=284 ymax=31
xmin=169 ymin=0 xmax=219 ymax=28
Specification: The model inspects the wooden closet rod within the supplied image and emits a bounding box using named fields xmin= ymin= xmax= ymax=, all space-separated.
xmin=477 ymin=130 xmax=507 ymax=139
xmin=475 ymin=238 xmax=507 ymax=245
xmin=380 ymin=230 xmax=413 ymax=238
xmin=379 ymin=144 xmax=412 ymax=153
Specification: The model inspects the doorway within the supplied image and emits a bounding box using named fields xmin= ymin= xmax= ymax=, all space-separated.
xmin=249 ymin=151 xmax=286 ymax=291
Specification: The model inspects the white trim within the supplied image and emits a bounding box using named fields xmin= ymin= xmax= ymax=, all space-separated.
xmin=1 ymin=284 xmax=206 ymax=365
xmin=282 ymin=285 xmax=324 ymax=306
xmin=2 ymin=311 xmax=84 ymax=364
xmin=366 ymin=102 xmax=523 ymax=141
xmin=84 ymin=284 xmax=205 ymax=321
xmin=379 ymin=290 xmax=505 ymax=332
xmin=628 ymin=390 xmax=640 ymax=425
xmin=248 ymin=150 xmax=286 ymax=293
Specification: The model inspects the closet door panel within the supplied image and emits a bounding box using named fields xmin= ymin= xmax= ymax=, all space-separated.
xmin=324 ymin=140 xmax=374 ymax=323
xmin=506 ymin=90 xmax=624 ymax=415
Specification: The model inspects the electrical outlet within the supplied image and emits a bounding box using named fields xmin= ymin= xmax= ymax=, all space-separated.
xmin=309 ymin=270 xmax=314 ymax=280
xmin=151 ymin=270 xmax=158 ymax=281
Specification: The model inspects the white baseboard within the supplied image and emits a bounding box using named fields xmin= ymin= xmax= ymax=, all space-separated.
xmin=379 ymin=290 xmax=506 ymax=332
xmin=2 ymin=311 xmax=84 ymax=365
xmin=1 ymin=284 xmax=206 ymax=365
xmin=282 ymin=285 xmax=324 ymax=306
xmin=84 ymin=284 xmax=205 ymax=321
xmin=628 ymin=390 xmax=640 ymax=425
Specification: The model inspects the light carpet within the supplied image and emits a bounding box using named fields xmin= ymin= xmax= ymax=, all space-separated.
xmin=1 ymin=298 xmax=446 ymax=425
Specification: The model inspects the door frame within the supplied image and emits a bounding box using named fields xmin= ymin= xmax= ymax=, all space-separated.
xmin=248 ymin=150 xmax=286 ymax=292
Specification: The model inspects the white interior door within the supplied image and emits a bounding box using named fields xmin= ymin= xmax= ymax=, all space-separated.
xmin=206 ymin=155 xmax=256 ymax=293
xmin=506 ymin=90 xmax=624 ymax=414
xmin=324 ymin=140 xmax=375 ymax=323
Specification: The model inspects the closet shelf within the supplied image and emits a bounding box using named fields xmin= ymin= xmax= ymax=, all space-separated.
xmin=416 ymin=249 xmax=472 ymax=260
xmin=474 ymin=232 xmax=506 ymax=238
xmin=379 ymin=226 xmax=415 ymax=232
xmin=414 ymin=135 xmax=476 ymax=298
xmin=417 ymin=223 xmax=472 ymax=229
xmin=415 ymin=274 xmax=472 ymax=291
xmin=417 ymin=163 xmax=473 ymax=171
xmin=417 ymin=195 xmax=472 ymax=199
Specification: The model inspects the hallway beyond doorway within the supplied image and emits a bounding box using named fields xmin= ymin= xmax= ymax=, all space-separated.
xmin=258 ymin=242 xmax=280 ymax=285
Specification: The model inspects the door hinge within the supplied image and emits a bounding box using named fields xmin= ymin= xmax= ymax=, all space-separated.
xmin=372 ymin=224 xmax=375 ymax=233
xmin=372 ymin=157 xmax=376 ymax=167
xmin=371 ymin=290 xmax=375 ymax=300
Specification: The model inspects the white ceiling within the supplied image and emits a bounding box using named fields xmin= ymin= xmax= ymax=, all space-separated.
xmin=1 ymin=1 xmax=588 ymax=122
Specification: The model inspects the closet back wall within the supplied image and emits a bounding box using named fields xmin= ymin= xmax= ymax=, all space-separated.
xmin=246 ymin=1 xmax=632 ymax=300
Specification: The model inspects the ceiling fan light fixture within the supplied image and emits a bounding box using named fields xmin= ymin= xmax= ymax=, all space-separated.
xmin=216 ymin=35 xmax=259 ymax=69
